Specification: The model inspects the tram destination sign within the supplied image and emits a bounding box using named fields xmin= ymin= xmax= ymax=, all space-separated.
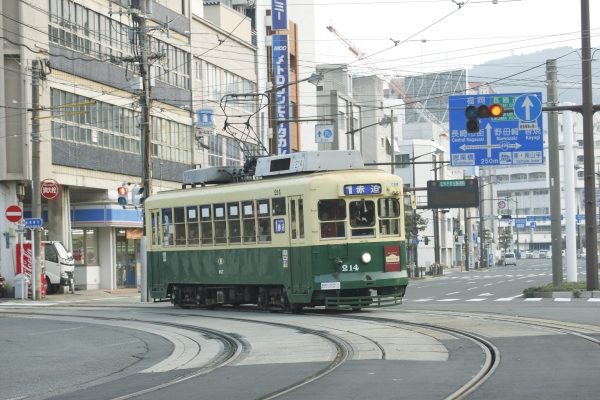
xmin=449 ymin=92 xmax=544 ymax=167
xmin=427 ymin=179 xmax=479 ymax=209
xmin=343 ymin=183 xmax=382 ymax=196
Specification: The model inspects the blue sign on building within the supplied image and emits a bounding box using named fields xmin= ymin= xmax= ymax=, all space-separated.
xmin=271 ymin=0 xmax=288 ymax=30
xmin=449 ymin=93 xmax=544 ymax=167
xmin=196 ymin=109 xmax=213 ymax=128
xmin=515 ymin=218 xmax=527 ymax=229
xmin=273 ymin=35 xmax=290 ymax=154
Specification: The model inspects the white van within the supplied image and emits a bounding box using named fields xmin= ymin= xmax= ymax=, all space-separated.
xmin=42 ymin=241 xmax=75 ymax=294
xmin=503 ymin=252 xmax=517 ymax=266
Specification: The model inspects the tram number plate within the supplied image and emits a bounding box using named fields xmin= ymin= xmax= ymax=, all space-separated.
xmin=321 ymin=282 xmax=341 ymax=290
xmin=341 ymin=264 xmax=359 ymax=272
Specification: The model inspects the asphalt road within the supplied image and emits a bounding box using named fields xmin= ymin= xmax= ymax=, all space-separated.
xmin=1 ymin=260 xmax=599 ymax=400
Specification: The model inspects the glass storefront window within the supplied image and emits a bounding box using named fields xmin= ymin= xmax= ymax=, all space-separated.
xmin=71 ymin=228 xmax=98 ymax=265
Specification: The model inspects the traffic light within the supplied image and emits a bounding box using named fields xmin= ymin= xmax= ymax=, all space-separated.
xmin=497 ymin=214 xmax=512 ymax=220
xmin=132 ymin=184 xmax=145 ymax=207
xmin=117 ymin=185 xmax=128 ymax=207
xmin=424 ymin=236 xmax=429 ymax=245
xmin=465 ymin=103 xmax=504 ymax=133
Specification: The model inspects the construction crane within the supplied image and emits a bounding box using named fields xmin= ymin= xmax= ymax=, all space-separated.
xmin=326 ymin=25 xmax=445 ymax=128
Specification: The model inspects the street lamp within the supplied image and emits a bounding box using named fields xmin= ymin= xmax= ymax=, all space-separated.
xmin=345 ymin=114 xmax=395 ymax=151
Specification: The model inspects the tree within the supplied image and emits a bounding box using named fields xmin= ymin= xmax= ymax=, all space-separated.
xmin=405 ymin=212 xmax=428 ymax=246
xmin=498 ymin=227 xmax=513 ymax=251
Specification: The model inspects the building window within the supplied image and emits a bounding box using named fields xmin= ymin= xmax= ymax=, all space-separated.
xmin=395 ymin=154 xmax=411 ymax=167
xmin=208 ymin=134 xmax=224 ymax=166
xmin=50 ymin=88 xmax=191 ymax=163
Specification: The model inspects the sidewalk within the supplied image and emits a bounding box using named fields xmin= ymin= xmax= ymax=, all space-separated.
xmin=0 ymin=288 xmax=140 ymax=303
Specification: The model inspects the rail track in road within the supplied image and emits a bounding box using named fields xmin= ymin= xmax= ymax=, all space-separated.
xmin=2 ymin=305 xmax=600 ymax=400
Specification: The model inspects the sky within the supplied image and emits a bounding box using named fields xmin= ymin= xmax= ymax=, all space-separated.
xmin=300 ymin=0 xmax=600 ymax=77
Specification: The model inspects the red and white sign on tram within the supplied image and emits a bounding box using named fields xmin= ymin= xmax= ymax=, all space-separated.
xmin=5 ymin=204 xmax=23 ymax=223
xmin=41 ymin=179 xmax=61 ymax=200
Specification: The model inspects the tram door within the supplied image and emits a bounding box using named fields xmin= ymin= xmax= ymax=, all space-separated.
xmin=288 ymin=196 xmax=308 ymax=295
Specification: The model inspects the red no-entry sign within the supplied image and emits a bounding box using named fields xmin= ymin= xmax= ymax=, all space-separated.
xmin=5 ymin=204 xmax=23 ymax=223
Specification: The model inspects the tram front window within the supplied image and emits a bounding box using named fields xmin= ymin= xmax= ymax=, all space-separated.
xmin=318 ymin=199 xmax=346 ymax=239
xmin=349 ymin=200 xmax=375 ymax=237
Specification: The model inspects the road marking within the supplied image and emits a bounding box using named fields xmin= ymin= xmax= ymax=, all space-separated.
xmin=554 ymin=298 xmax=571 ymax=302
xmin=495 ymin=294 xmax=524 ymax=301
xmin=445 ymin=291 xmax=460 ymax=295
xmin=437 ymin=298 xmax=460 ymax=302
xmin=466 ymin=298 xmax=486 ymax=302
xmin=524 ymin=298 xmax=542 ymax=301
xmin=588 ymin=298 xmax=600 ymax=302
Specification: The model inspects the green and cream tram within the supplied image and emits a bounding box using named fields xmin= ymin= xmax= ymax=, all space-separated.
xmin=145 ymin=151 xmax=409 ymax=310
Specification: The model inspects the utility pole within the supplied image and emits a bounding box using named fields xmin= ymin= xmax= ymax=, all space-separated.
xmin=128 ymin=0 xmax=154 ymax=301
xmin=133 ymin=0 xmax=153 ymax=209
xmin=31 ymin=59 xmax=42 ymax=301
xmin=580 ymin=0 xmax=598 ymax=291
xmin=432 ymin=153 xmax=440 ymax=267
xmin=390 ymin=109 xmax=395 ymax=174
xmin=463 ymin=207 xmax=469 ymax=271
xmin=546 ymin=59 xmax=563 ymax=286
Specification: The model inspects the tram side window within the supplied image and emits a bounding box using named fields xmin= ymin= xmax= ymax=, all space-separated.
xmin=257 ymin=199 xmax=271 ymax=242
xmin=318 ymin=199 xmax=346 ymax=239
xmin=174 ymin=207 xmax=186 ymax=245
xmin=298 ymin=198 xmax=305 ymax=238
xmin=228 ymin=202 xmax=241 ymax=243
xmin=242 ymin=201 xmax=256 ymax=243
xmin=214 ymin=204 xmax=226 ymax=244
xmin=187 ymin=206 xmax=199 ymax=246
xmin=272 ymin=197 xmax=286 ymax=216
xmin=162 ymin=208 xmax=174 ymax=246
xmin=378 ymin=198 xmax=401 ymax=236
xmin=151 ymin=210 xmax=160 ymax=245
xmin=200 ymin=205 xmax=213 ymax=245
xmin=349 ymin=200 xmax=375 ymax=237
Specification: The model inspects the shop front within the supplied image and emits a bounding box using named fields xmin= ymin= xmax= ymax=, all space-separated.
xmin=71 ymin=204 xmax=143 ymax=290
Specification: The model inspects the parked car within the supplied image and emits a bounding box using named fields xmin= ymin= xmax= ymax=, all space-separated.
xmin=539 ymin=249 xmax=549 ymax=259
xmin=524 ymin=250 xmax=533 ymax=259
xmin=503 ymin=252 xmax=517 ymax=266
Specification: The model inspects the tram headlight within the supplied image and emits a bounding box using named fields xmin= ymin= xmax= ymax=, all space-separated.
xmin=361 ymin=252 xmax=372 ymax=264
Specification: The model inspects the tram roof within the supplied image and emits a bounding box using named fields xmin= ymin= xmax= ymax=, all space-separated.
xmin=146 ymin=168 xmax=398 ymax=205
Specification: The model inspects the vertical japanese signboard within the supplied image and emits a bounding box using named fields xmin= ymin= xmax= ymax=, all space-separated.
xmin=271 ymin=0 xmax=287 ymax=30
xmin=273 ymin=34 xmax=290 ymax=154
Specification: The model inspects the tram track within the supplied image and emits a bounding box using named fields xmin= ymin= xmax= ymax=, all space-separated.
xmin=3 ymin=306 xmax=600 ymax=400
xmin=0 ymin=309 xmax=353 ymax=400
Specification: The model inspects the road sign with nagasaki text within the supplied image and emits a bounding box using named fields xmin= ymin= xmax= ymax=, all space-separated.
xmin=449 ymin=93 xmax=543 ymax=167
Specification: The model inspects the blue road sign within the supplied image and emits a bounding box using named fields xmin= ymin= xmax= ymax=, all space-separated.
xmin=449 ymin=93 xmax=544 ymax=167
xmin=23 ymin=218 xmax=43 ymax=229
xmin=513 ymin=94 xmax=542 ymax=122
xmin=515 ymin=218 xmax=527 ymax=229
xmin=530 ymin=221 xmax=537 ymax=229
xmin=315 ymin=124 xmax=335 ymax=143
